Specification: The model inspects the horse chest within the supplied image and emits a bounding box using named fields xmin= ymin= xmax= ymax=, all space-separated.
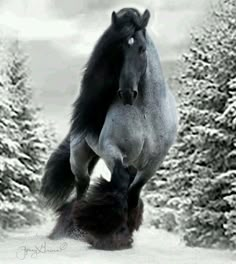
xmin=92 ymin=89 xmax=178 ymax=171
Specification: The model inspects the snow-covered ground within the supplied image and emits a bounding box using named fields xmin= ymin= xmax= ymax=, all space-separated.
xmin=0 ymin=162 xmax=235 ymax=264
xmin=0 ymin=220 xmax=235 ymax=264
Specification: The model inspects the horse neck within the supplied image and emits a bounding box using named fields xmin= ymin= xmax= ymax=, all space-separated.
xmin=141 ymin=35 xmax=167 ymax=105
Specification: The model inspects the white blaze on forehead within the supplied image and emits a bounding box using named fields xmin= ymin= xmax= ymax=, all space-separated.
xmin=128 ymin=37 xmax=135 ymax=46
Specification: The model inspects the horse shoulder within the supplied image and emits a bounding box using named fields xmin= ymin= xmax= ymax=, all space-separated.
xmin=97 ymin=104 xmax=145 ymax=165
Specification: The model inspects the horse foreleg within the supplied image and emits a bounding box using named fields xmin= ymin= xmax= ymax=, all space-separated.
xmin=128 ymin=159 xmax=161 ymax=209
xmin=70 ymin=135 xmax=98 ymax=199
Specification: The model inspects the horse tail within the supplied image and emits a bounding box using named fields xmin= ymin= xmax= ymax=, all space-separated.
xmin=40 ymin=134 xmax=75 ymax=210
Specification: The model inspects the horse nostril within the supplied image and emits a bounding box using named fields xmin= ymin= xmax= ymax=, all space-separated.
xmin=133 ymin=90 xmax=138 ymax=99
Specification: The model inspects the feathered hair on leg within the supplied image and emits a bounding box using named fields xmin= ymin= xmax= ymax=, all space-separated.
xmin=48 ymin=200 xmax=79 ymax=240
xmin=49 ymin=161 xmax=144 ymax=250
xmin=128 ymin=198 xmax=144 ymax=233
xmin=78 ymin=191 xmax=144 ymax=250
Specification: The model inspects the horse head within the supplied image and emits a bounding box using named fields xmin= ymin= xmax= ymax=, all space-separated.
xmin=112 ymin=8 xmax=151 ymax=105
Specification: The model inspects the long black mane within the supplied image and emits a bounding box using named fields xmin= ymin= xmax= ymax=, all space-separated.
xmin=71 ymin=8 xmax=143 ymax=138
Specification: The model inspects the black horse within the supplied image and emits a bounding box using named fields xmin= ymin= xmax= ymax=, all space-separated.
xmin=41 ymin=7 xmax=177 ymax=216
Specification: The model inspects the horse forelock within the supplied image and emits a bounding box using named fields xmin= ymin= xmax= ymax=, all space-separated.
xmin=117 ymin=8 xmax=141 ymax=18
xmin=116 ymin=8 xmax=145 ymax=32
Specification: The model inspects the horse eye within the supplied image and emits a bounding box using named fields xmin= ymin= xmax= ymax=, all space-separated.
xmin=128 ymin=37 xmax=135 ymax=46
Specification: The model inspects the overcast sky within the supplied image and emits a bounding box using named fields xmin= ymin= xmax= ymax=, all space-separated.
xmin=0 ymin=0 xmax=212 ymax=137
xmin=0 ymin=0 xmax=212 ymax=58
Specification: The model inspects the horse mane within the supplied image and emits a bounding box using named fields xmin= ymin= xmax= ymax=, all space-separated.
xmin=71 ymin=8 xmax=143 ymax=138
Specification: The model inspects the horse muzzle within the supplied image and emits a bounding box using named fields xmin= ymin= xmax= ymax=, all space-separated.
xmin=118 ymin=88 xmax=138 ymax=105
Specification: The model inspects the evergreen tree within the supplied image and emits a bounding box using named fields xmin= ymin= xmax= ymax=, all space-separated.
xmin=0 ymin=39 xmax=55 ymax=229
xmin=144 ymin=0 xmax=236 ymax=249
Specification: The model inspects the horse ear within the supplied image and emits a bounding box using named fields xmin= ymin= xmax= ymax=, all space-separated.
xmin=112 ymin=11 xmax=118 ymax=26
xmin=141 ymin=9 xmax=151 ymax=28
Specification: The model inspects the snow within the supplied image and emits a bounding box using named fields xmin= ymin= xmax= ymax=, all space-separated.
xmin=0 ymin=221 xmax=235 ymax=264
xmin=92 ymin=159 xmax=111 ymax=182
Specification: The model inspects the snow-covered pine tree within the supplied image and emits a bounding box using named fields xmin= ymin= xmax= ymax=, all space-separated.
xmin=144 ymin=0 xmax=236 ymax=249
xmin=0 ymin=39 xmax=55 ymax=229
